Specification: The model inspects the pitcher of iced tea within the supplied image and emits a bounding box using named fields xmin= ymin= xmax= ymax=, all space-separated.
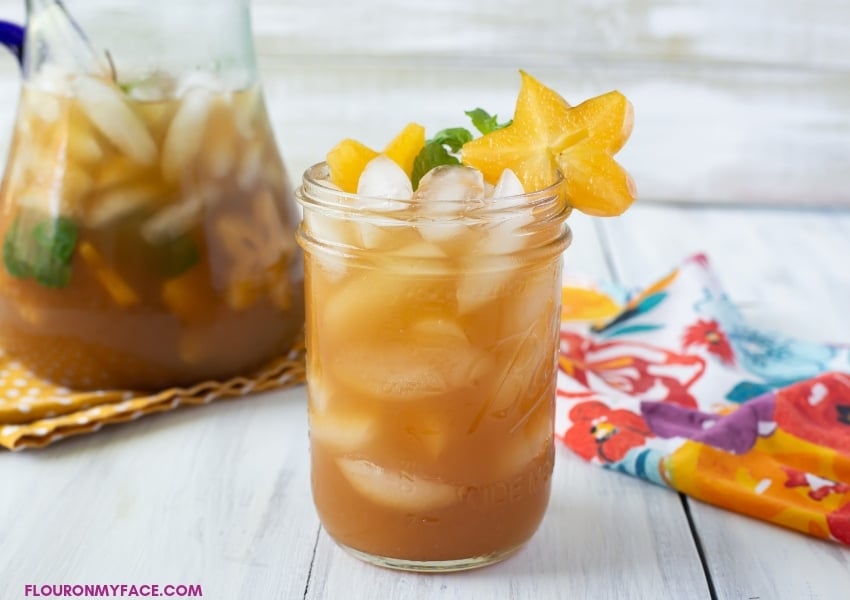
xmin=0 ymin=0 xmax=303 ymax=390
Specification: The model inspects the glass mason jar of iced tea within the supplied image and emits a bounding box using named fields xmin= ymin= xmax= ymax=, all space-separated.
xmin=0 ymin=0 xmax=303 ymax=389
xmin=297 ymin=163 xmax=572 ymax=571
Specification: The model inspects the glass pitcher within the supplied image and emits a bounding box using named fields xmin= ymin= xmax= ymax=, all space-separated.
xmin=0 ymin=0 xmax=304 ymax=390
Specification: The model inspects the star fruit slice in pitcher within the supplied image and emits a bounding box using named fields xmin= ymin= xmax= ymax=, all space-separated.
xmin=461 ymin=71 xmax=636 ymax=216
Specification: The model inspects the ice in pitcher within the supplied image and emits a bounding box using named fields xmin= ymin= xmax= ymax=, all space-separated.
xmin=0 ymin=69 xmax=303 ymax=389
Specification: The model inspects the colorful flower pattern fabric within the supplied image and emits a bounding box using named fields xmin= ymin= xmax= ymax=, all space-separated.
xmin=556 ymin=254 xmax=850 ymax=545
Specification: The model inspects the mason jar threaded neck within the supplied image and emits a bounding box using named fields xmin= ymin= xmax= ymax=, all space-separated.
xmin=296 ymin=162 xmax=572 ymax=270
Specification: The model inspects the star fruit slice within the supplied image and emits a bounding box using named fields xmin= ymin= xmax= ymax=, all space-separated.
xmin=326 ymin=122 xmax=426 ymax=192
xmin=461 ymin=71 xmax=636 ymax=216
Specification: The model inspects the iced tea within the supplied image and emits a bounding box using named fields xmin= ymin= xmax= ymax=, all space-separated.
xmin=0 ymin=74 xmax=303 ymax=389
xmin=298 ymin=164 xmax=571 ymax=570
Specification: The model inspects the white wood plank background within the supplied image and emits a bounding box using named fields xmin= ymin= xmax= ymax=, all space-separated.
xmin=0 ymin=0 xmax=847 ymax=206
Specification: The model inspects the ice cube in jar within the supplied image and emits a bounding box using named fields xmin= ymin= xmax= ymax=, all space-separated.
xmin=300 ymin=153 xmax=568 ymax=566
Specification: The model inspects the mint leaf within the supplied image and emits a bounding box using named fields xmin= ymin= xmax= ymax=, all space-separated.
xmin=33 ymin=217 xmax=78 ymax=262
xmin=3 ymin=215 xmax=77 ymax=288
xmin=149 ymin=234 xmax=200 ymax=278
xmin=411 ymin=142 xmax=461 ymax=189
xmin=465 ymin=108 xmax=512 ymax=135
xmin=3 ymin=221 xmax=30 ymax=279
xmin=429 ymin=127 xmax=473 ymax=153
xmin=34 ymin=254 xmax=72 ymax=289
xmin=411 ymin=127 xmax=473 ymax=188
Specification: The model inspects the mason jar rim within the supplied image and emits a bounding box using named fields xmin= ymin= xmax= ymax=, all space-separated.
xmin=298 ymin=162 xmax=568 ymax=218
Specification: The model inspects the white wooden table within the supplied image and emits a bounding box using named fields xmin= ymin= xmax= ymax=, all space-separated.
xmin=1 ymin=206 xmax=849 ymax=600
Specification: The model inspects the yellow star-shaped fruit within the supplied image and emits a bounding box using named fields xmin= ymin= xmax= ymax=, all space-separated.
xmin=462 ymin=71 xmax=636 ymax=216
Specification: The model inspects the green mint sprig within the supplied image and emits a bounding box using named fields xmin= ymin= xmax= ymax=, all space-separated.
xmin=410 ymin=109 xmax=513 ymax=189
xmin=465 ymin=108 xmax=512 ymax=135
xmin=4 ymin=215 xmax=79 ymax=289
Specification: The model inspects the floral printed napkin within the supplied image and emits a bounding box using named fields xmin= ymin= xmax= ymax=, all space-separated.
xmin=556 ymin=254 xmax=850 ymax=545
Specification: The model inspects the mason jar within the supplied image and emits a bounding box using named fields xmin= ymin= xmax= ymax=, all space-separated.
xmin=296 ymin=162 xmax=571 ymax=572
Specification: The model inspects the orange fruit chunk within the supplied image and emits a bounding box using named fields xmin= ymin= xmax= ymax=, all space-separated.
xmin=382 ymin=122 xmax=426 ymax=177
xmin=78 ymin=242 xmax=140 ymax=308
xmin=461 ymin=71 xmax=636 ymax=216
xmin=326 ymin=123 xmax=425 ymax=192
xmin=326 ymin=139 xmax=379 ymax=192
xmin=162 ymin=265 xmax=217 ymax=324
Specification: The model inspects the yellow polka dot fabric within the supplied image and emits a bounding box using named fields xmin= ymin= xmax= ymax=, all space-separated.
xmin=0 ymin=343 xmax=305 ymax=451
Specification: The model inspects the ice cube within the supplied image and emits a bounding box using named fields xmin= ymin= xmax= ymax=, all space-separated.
xmin=86 ymin=183 xmax=159 ymax=228
xmin=500 ymin=266 xmax=558 ymax=338
xmin=369 ymin=239 xmax=453 ymax=277
xmin=492 ymin=168 xmax=525 ymax=198
xmin=302 ymin=183 xmax=363 ymax=253
xmin=337 ymin=458 xmax=458 ymax=512
xmin=478 ymin=212 xmax=535 ymax=257
xmin=161 ymin=88 xmax=214 ymax=183
xmin=488 ymin=324 xmax=549 ymax=416
xmin=28 ymin=64 xmax=74 ymax=95
xmin=233 ymin=88 xmax=261 ymax=139
xmin=356 ymin=155 xmax=412 ymax=208
xmin=321 ymin=272 xmax=403 ymax=335
xmin=176 ymin=71 xmax=229 ymax=97
xmin=310 ymin=408 xmax=374 ymax=453
xmin=28 ymin=93 xmax=61 ymax=123
xmin=237 ymin=141 xmax=264 ymax=190
xmin=72 ymin=76 xmax=157 ymax=166
xmin=67 ymin=133 xmax=103 ymax=166
xmin=141 ymin=196 xmax=203 ymax=244
xmin=413 ymin=166 xmax=485 ymax=243
xmin=417 ymin=221 xmax=470 ymax=244
xmin=331 ymin=315 xmax=482 ymax=402
xmin=456 ymin=262 xmax=517 ymax=314
xmin=59 ymin=168 xmax=95 ymax=213
xmin=405 ymin=413 xmax=449 ymax=458
xmin=123 ymin=73 xmax=178 ymax=102
xmin=410 ymin=317 xmax=469 ymax=345
xmin=495 ymin=411 xmax=553 ymax=480
xmin=203 ymin=105 xmax=237 ymax=179
xmin=413 ymin=165 xmax=486 ymax=203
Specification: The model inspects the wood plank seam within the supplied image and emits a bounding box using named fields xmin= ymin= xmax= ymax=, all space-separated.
xmin=302 ymin=525 xmax=322 ymax=599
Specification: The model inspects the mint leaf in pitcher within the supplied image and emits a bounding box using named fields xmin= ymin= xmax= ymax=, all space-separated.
xmin=149 ymin=234 xmax=200 ymax=279
xmin=3 ymin=215 xmax=78 ymax=289
xmin=34 ymin=254 xmax=73 ymax=289
xmin=33 ymin=217 xmax=78 ymax=262
xmin=3 ymin=220 xmax=31 ymax=279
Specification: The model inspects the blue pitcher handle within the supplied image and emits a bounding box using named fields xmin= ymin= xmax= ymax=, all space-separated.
xmin=0 ymin=21 xmax=24 ymax=66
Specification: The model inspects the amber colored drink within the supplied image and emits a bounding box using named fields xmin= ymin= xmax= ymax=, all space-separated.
xmin=0 ymin=78 xmax=303 ymax=390
xmin=297 ymin=165 xmax=571 ymax=570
